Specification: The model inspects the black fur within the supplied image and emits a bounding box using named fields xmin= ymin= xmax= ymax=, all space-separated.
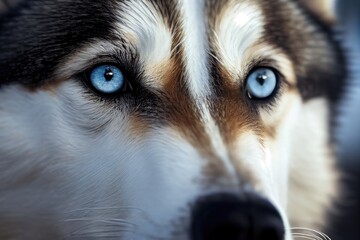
xmin=0 ymin=0 xmax=121 ymax=88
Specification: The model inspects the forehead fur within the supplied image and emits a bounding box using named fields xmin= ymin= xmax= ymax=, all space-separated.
xmin=0 ymin=0 xmax=345 ymax=99
xmin=212 ymin=1 xmax=265 ymax=78
xmin=115 ymin=1 xmax=172 ymax=69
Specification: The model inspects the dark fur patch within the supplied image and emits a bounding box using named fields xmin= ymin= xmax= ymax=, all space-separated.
xmin=260 ymin=0 xmax=347 ymax=103
xmin=0 ymin=0 xmax=124 ymax=87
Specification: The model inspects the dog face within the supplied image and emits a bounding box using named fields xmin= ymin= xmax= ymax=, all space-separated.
xmin=0 ymin=0 xmax=346 ymax=239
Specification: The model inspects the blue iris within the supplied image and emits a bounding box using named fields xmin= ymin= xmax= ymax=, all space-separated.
xmin=90 ymin=65 xmax=125 ymax=94
xmin=246 ymin=68 xmax=277 ymax=99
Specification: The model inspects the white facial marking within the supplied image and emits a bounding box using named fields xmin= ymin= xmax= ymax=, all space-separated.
xmin=214 ymin=2 xmax=264 ymax=78
xmin=233 ymin=132 xmax=293 ymax=240
xmin=121 ymin=128 xmax=203 ymax=239
xmin=288 ymin=98 xmax=337 ymax=228
xmin=115 ymin=1 xmax=172 ymax=68
xmin=234 ymin=133 xmax=269 ymax=192
xmin=180 ymin=0 xmax=211 ymax=101
xmin=264 ymin=93 xmax=303 ymax=206
xmin=178 ymin=0 xmax=240 ymax=186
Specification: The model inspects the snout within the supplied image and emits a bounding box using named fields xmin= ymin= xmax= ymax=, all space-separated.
xmin=191 ymin=193 xmax=285 ymax=240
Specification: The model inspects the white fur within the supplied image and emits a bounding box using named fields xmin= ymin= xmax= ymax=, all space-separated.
xmin=287 ymin=98 xmax=337 ymax=228
xmin=115 ymin=0 xmax=172 ymax=70
xmin=214 ymin=2 xmax=264 ymax=78
xmin=179 ymin=0 xmax=241 ymax=190
xmin=180 ymin=0 xmax=211 ymax=101
xmin=0 ymin=83 xmax=204 ymax=239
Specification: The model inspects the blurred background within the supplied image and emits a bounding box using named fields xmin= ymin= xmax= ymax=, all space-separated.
xmin=0 ymin=0 xmax=359 ymax=239
xmin=332 ymin=0 xmax=360 ymax=240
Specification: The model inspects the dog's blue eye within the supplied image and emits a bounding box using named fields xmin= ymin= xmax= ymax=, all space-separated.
xmin=246 ymin=68 xmax=277 ymax=99
xmin=89 ymin=65 xmax=125 ymax=94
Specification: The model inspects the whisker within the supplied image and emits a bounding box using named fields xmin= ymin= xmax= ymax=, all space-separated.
xmin=292 ymin=236 xmax=318 ymax=240
xmin=292 ymin=233 xmax=324 ymax=240
xmin=70 ymin=231 xmax=133 ymax=239
xmin=65 ymin=206 xmax=145 ymax=214
xmin=64 ymin=218 xmax=136 ymax=227
xmin=65 ymin=206 xmax=168 ymax=231
xmin=291 ymin=227 xmax=331 ymax=240
xmin=68 ymin=223 xmax=135 ymax=238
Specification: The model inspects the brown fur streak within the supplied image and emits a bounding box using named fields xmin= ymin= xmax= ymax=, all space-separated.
xmin=162 ymin=62 xmax=210 ymax=152
xmin=126 ymin=0 xmax=206 ymax=144
xmin=210 ymin=60 xmax=259 ymax=141
xmin=205 ymin=0 xmax=264 ymax=145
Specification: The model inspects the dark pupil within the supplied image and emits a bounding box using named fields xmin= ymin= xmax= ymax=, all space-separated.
xmin=104 ymin=67 xmax=114 ymax=81
xmin=256 ymin=73 xmax=267 ymax=86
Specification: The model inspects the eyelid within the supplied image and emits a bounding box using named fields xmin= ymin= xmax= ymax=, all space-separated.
xmin=250 ymin=58 xmax=296 ymax=88
xmin=61 ymin=47 xmax=138 ymax=78
xmin=81 ymin=54 xmax=121 ymax=72
xmin=244 ymin=59 xmax=283 ymax=79
xmin=85 ymin=61 xmax=122 ymax=75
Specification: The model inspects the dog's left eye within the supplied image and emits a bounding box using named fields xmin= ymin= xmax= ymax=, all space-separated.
xmin=88 ymin=65 xmax=125 ymax=94
xmin=245 ymin=68 xmax=278 ymax=99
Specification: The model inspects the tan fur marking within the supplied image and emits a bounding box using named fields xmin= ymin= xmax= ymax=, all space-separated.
xmin=129 ymin=114 xmax=151 ymax=137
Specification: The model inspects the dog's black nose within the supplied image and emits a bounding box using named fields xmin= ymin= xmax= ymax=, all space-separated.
xmin=191 ymin=193 xmax=285 ymax=240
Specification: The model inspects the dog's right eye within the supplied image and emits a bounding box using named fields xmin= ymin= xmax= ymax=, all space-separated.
xmin=87 ymin=64 xmax=127 ymax=95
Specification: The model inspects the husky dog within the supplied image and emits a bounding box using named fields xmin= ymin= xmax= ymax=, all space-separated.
xmin=0 ymin=0 xmax=346 ymax=239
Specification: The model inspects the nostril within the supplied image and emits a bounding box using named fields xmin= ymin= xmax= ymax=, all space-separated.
xmin=191 ymin=193 xmax=284 ymax=240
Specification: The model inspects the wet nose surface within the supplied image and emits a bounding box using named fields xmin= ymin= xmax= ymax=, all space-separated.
xmin=191 ymin=193 xmax=284 ymax=240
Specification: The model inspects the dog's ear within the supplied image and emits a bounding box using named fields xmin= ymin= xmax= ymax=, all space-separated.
xmin=298 ymin=0 xmax=337 ymax=26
